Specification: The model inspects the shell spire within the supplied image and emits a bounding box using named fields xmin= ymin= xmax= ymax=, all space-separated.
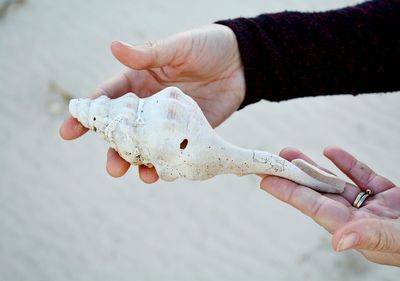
xmin=69 ymin=98 xmax=90 ymax=127
xmin=68 ymin=87 xmax=347 ymax=193
xmin=69 ymin=95 xmax=114 ymax=135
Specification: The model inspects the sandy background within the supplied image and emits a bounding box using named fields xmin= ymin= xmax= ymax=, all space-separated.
xmin=0 ymin=0 xmax=399 ymax=280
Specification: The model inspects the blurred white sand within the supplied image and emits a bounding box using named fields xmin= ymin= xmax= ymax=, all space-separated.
xmin=0 ymin=0 xmax=399 ymax=280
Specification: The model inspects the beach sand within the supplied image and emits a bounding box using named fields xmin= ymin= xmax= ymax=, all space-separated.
xmin=0 ymin=0 xmax=399 ymax=280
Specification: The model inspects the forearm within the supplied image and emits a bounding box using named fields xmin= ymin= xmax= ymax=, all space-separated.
xmin=217 ymin=0 xmax=400 ymax=108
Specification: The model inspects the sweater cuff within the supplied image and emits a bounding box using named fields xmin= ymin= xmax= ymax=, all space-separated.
xmin=216 ymin=17 xmax=282 ymax=109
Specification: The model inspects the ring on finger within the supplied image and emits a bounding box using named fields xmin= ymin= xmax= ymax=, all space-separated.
xmin=352 ymin=188 xmax=373 ymax=208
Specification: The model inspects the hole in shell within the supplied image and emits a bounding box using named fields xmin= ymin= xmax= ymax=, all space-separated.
xmin=180 ymin=139 xmax=188 ymax=150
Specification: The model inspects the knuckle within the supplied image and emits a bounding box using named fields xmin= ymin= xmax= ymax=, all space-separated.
xmin=284 ymin=186 xmax=296 ymax=204
xmin=145 ymin=40 xmax=162 ymax=63
xmin=145 ymin=39 xmax=162 ymax=52
xmin=368 ymin=223 xmax=392 ymax=252
xmin=144 ymin=40 xmax=157 ymax=48
xmin=371 ymin=230 xmax=385 ymax=251
xmin=347 ymin=157 xmax=359 ymax=174
xmin=309 ymin=197 xmax=325 ymax=218
xmin=284 ymin=184 xmax=301 ymax=205
xmin=362 ymin=168 xmax=375 ymax=187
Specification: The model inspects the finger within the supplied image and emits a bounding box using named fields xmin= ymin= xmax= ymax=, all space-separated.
xmin=280 ymin=147 xmax=360 ymax=204
xmin=338 ymin=182 xmax=363 ymax=206
xmin=111 ymin=39 xmax=181 ymax=69
xmin=90 ymin=71 xmax=132 ymax=99
xmin=333 ymin=219 xmax=400 ymax=254
xmin=260 ymin=176 xmax=351 ymax=233
xmin=280 ymin=147 xmax=336 ymax=175
xmin=324 ymin=146 xmax=396 ymax=193
xmin=106 ymin=148 xmax=130 ymax=177
xmin=60 ymin=72 xmax=131 ymax=140
xmin=138 ymin=165 xmax=159 ymax=184
xmin=59 ymin=116 xmax=88 ymax=140
xmin=279 ymin=147 xmax=318 ymax=166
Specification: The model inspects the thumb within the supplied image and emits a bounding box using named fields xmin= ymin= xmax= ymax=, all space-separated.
xmin=111 ymin=37 xmax=181 ymax=70
xmin=333 ymin=218 xmax=400 ymax=253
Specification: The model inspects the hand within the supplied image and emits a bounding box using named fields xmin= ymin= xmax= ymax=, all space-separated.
xmin=60 ymin=24 xmax=245 ymax=183
xmin=260 ymin=146 xmax=400 ymax=266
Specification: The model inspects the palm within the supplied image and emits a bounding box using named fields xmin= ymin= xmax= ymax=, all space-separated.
xmin=328 ymin=186 xmax=400 ymax=221
xmin=261 ymin=146 xmax=400 ymax=266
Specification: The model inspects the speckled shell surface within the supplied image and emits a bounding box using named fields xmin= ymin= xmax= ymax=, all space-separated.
xmin=69 ymin=87 xmax=346 ymax=193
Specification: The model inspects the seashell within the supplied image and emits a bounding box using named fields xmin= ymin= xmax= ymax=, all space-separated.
xmin=69 ymin=87 xmax=345 ymax=193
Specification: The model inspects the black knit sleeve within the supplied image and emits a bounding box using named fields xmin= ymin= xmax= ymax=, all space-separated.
xmin=216 ymin=0 xmax=400 ymax=109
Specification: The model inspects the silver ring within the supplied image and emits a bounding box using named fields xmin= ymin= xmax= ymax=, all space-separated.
xmin=352 ymin=188 xmax=373 ymax=208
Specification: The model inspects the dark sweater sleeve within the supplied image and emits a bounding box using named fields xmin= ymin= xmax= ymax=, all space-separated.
xmin=216 ymin=0 xmax=400 ymax=108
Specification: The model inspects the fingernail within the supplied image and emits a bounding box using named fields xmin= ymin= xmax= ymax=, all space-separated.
xmin=112 ymin=40 xmax=132 ymax=48
xmin=74 ymin=122 xmax=84 ymax=132
xmin=120 ymin=41 xmax=133 ymax=47
xmin=337 ymin=232 xmax=359 ymax=251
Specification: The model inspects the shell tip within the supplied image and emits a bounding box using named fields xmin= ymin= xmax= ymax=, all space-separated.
xmin=69 ymin=99 xmax=78 ymax=118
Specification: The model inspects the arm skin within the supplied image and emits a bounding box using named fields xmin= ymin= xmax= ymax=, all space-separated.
xmin=261 ymin=146 xmax=400 ymax=266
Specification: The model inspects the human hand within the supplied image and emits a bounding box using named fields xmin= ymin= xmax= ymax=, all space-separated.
xmin=260 ymin=146 xmax=400 ymax=266
xmin=60 ymin=24 xmax=245 ymax=183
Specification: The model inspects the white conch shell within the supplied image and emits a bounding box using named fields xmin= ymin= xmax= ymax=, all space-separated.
xmin=69 ymin=87 xmax=345 ymax=193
